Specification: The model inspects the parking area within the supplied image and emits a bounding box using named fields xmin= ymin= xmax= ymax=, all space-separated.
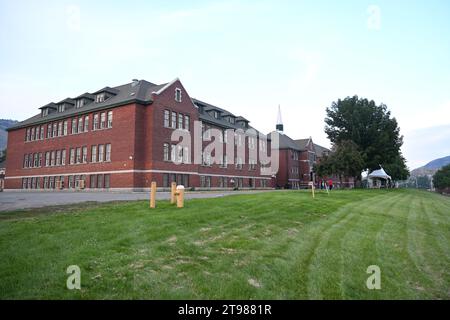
xmin=0 ymin=190 xmax=271 ymax=212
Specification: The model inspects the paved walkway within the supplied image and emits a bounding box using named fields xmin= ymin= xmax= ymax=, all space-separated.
xmin=0 ymin=190 xmax=271 ymax=212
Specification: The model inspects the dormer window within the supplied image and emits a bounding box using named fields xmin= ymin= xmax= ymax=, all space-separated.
xmin=229 ymin=117 xmax=235 ymax=124
xmin=175 ymin=88 xmax=182 ymax=102
xmin=96 ymin=93 xmax=105 ymax=103
xmin=41 ymin=109 xmax=49 ymax=117
xmin=58 ymin=104 xmax=65 ymax=113
xmin=213 ymin=111 xmax=219 ymax=119
xmin=76 ymin=99 xmax=85 ymax=109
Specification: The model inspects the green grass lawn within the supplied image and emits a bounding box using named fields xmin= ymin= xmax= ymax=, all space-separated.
xmin=0 ymin=189 xmax=449 ymax=299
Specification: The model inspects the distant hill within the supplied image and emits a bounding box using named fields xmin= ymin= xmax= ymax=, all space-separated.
xmin=0 ymin=119 xmax=18 ymax=150
xmin=411 ymin=155 xmax=450 ymax=177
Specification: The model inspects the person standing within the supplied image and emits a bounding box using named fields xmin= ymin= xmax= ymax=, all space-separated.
xmin=328 ymin=179 xmax=333 ymax=190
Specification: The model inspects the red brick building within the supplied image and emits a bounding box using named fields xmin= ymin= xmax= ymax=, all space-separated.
xmin=5 ymin=78 xmax=272 ymax=191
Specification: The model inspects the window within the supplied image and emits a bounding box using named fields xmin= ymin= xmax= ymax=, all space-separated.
xmin=104 ymin=174 xmax=110 ymax=188
xmin=68 ymin=176 xmax=74 ymax=189
xmin=177 ymin=145 xmax=183 ymax=163
xmin=98 ymin=144 xmax=104 ymax=162
xmin=171 ymin=112 xmax=177 ymax=128
xmin=171 ymin=145 xmax=176 ymax=162
xmin=25 ymin=128 xmax=30 ymax=141
xmin=69 ymin=148 xmax=75 ymax=164
xmin=93 ymin=114 xmax=99 ymax=130
xmin=213 ymin=111 xmax=219 ymax=119
xmin=183 ymin=146 xmax=189 ymax=163
xmin=38 ymin=153 xmax=43 ymax=167
xmin=107 ymin=111 xmax=113 ymax=128
xmin=229 ymin=117 xmax=235 ymax=124
xmin=163 ymin=143 xmax=170 ymax=161
xmin=96 ymin=93 xmax=105 ymax=103
xmin=76 ymin=99 xmax=84 ymax=109
xmin=90 ymin=175 xmax=96 ymax=188
xmin=23 ymin=154 xmax=29 ymax=168
xmin=100 ymin=112 xmax=106 ymax=129
xmin=164 ymin=110 xmax=170 ymax=127
xmin=30 ymin=127 xmax=35 ymax=141
xmin=45 ymin=152 xmax=50 ymax=167
xmin=47 ymin=124 xmax=52 ymax=138
xmin=40 ymin=126 xmax=44 ymax=140
xmin=58 ymin=122 xmax=62 ymax=136
xmin=84 ymin=116 xmax=89 ymax=132
xmin=91 ymin=145 xmax=97 ymax=162
xmin=52 ymin=123 xmax=57 ymax=137
xmin=72 ymin=118 xmax=77 ymax=134
xmin=178 ymin=113 xmax=183 ymax=129
xmin=76 ymin=147 xmax=81 ymax=164
xmin=175 ymin=88 xmax=182 ymax=102
xmin=82 ymin=146 xmax=88 ymax=163
xmin=78 ymin=117 xmax=83 ymax=133
xmin=33 ymin=153 xmax=38 ymax=167
xmin=203 ymin=124 xmax=211 ymax=139
xmin=61 ymin=150 xmax=66 ymax=165
xmin=43 ymin=177 xmax=48 ymax=189
xmin=35 ymin=127 xmax=40 ymax=140
xmin=58 ymin=104 xmax=65 ymax=113
xmin=97 ymin=174 xmax=104 ymax=188
xmin=163 ymin=174 xmax=169 ymax=188
xmin=56 ymin=150 xmax=61 ymax=166
xmin=105 ymin=144 xmax=111 ymax=162
xmin=42 ymin=108 xmax=49 ymax=117
xmin=51 ymin=151 xmax=55 ymax=166
xmin=184 ymin=115 xmax=190 ymax=131
xmin=63 ymin=121 xmax=68 ymax=135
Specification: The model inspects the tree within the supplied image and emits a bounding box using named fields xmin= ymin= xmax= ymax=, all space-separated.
xmin=325 ymin=96 xmax=409 ymax=180
xmin=433 ymin=164 xmax=450 ymax=191
xmin=316 ymin=140 xmax=365 ymax=184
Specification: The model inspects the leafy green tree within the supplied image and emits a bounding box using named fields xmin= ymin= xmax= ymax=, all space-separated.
xmin=433 ymin=164 xmax=450 ymax=190
xmin=316 ymin=140 xmax=364 ymax=184
xmin=325 ymin=95 xmax=409 ymax=180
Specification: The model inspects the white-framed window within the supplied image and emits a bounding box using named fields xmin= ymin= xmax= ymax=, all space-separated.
xmin=76 ymin=147 xmax=81 ymax=164
xmin=184 ymin=115 xmax=190 ymax=131
xmin=163 ymin=143 xmax=170 ymax=161
xmin=98 ymin=144 xmax=104 ymax=162
xmin=84 ymin=116 xmax=89 ymax=132
xmin=183 ymin=146 xmax=189 ymax=164
xmin=171 ymin=111 xmax=177 ymax=128
xmin=58 ymin=104 xmax=65 ymax=113
xmin=45 ymin=152 xmax=50 ymax=167
xmin=52 ymin=123 xmax=57 ymax=137
xmin=91 ymin=145 xmax=97 ymax=162
xmin=71 ymin=118 xmax=77 ymax=134
xmin=38 ymin=153 xmax=43 ymax=167
xmin=178 ymin=113 xmax=183 ymax=129
xmin=78 ymin=117 xmax=83 ymax=133
xmin=57 ymin=122 xmax=62 ymax=136
xmin=61 ymin=150 xmax=66 ymax=165
xmin=93 ymin=114 xmax=99 ymax=130
xmin=51 ymin=151 xmax=55 ymax=166
xmin=100 ymin=112 xmax=106 ymax=129
xmin=69 ymin=148 xmax=75 ymax=164
xmin=107 ymin=111 xmax=113 ymax=128
xmin=56 ymin=150 xmax=61 ymax=166
xmin=40 ymin=125 xmax=44 ymax=139
xmin=96 ymin=93 xmax=105 ymax=103
xmin=105 ymin=144 xmax=111 ymax=162
xmin=23 ymin=154 xmax=29 ymax=168
xmin=164 ymin=110 xmax=170 ymax=127
xmin=63 ymin=121 xmax=68 ymax=135
xmin=35 ymin=127 xmax=40 ymax=140
xmin=175 ymin=88 xmax=182 ymax=102
xmin=82 ymin=146 xmax=88 ymax=163
xmin=76 ymin=99 xmax=84 ymax=109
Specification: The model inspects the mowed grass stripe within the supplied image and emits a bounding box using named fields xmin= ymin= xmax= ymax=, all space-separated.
xmin=0 ymin=190 xmax=449 ymax=299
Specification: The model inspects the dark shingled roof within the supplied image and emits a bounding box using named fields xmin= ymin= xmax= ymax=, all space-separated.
xmin=8 ymin=80 xmax=164 ymax=131
xmin=313 ymin=143 xmax=331 ymax=157
xmin=294 ymin=138 xmax=311 ymax=150
xmin=268 ymin=131 xmax=302 ymax=151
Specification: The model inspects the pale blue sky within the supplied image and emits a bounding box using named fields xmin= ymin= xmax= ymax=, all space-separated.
xmin=1 ymin=0 xmax=449 ymax=169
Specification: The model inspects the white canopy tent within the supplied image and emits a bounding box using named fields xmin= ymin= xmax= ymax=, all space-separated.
xmin=367 ymin=167 xmax=392 ymax=188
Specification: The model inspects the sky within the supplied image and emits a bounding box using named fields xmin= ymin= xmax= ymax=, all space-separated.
xmin=0 ymin=0 xmax=449 ymax=169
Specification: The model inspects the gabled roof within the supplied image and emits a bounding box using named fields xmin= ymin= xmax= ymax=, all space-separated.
xmin=38 ymin=102 xmax=57 ymax=110
xmin=294 ymin=138 xmax=311 ymax=150
xmin=57 ymin=98 xmax=75 ymax=105
xmin=92 ymin=86 xmax=120 ymax=95
xmin=74 ymin=92 xmax=95 ymax=100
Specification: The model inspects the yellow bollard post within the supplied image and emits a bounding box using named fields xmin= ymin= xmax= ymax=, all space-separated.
xmin=176 ymin=185 xmax=185 ymax=208
xmin=170 ymin=182 xmax=177 ymax=204
xmin=150 ymin=181 xmax=156 ymax=208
